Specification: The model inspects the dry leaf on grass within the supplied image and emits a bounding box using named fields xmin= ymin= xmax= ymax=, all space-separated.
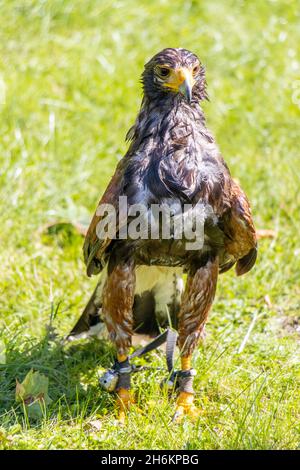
xmin=15 ymin=369 xmax=52 ymax=419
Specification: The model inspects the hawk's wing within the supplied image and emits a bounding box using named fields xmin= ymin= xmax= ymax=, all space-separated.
xmin=83 ymin=159 xmax=126 ymax=276
xmin=222 ymin=180 xmax=257 ymax=276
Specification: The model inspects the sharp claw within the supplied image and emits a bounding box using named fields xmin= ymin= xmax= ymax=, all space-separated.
xmin=173 ymin=392 xmax=201 ymax=422
xmin=172 ymin=406 xmax=184 ymax=423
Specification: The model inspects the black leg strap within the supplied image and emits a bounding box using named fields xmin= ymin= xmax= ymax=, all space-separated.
xmin=177 ymin=369 xmax=196 ymax=394
xmin=129 ymin=328 xmax=177 ymax=360
xmin=116 ymin=372 xmax=131 ymax=390
xmin=162 ymin=368 xmax=196 ymax=393
xmin=114 ymin=358 xmax=132 ymax=391
xmin=99 ymin=328 xmax=179 ymax=393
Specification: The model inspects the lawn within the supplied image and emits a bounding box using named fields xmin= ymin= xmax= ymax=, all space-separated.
xmin=0 ymin=0 xmax=299 ymax=450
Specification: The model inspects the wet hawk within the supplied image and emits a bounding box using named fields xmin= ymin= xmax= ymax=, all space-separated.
xmin=69 ymin=48 xmax=257 ymax=421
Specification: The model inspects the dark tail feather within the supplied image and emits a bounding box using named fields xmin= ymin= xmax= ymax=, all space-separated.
xmin=68 ymin=284 xmax=103 ymax=339
xmin=236 ymin=246 xmax=257 ymax=276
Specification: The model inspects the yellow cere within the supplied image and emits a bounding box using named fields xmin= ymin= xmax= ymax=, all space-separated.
xmin=162 ymin=67 xmax=195 ymax=91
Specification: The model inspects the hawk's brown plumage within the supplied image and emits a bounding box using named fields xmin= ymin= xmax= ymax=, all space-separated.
xmin=70 ymin=48 xmax=257 ymax=419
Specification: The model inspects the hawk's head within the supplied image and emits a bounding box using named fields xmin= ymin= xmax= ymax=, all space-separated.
xmin=142 ymin=48 xmax=207 ymax=104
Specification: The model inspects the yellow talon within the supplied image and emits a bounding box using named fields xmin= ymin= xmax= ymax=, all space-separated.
xmin=173 ymin=391 xmax=201 ymax=422
xmin=172 ymin=356 xmax=200 ymax=422
xmin=116 ymin=388 xmax=134 ymax=424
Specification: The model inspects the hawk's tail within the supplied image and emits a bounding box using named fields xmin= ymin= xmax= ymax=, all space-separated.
xmin=67 ymin=280 xmax=107 ymax=341
xmin=67 ymin=284 xmax=160 ymax=342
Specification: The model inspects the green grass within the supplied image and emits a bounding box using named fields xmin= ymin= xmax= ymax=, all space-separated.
xmin=0 ymin=0 xmax=300 ymax=450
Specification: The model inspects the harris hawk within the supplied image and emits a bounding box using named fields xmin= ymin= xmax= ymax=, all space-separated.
xmin=69 ymin=48 xmax=257 ymax=421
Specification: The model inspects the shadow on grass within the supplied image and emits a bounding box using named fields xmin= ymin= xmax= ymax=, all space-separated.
xmin=0 ymin=327 xmax=116 ymax=427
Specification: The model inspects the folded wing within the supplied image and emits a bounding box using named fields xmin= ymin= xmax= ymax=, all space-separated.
xmin=222 ymin=180 xmax=257 ymax=276
xmin=83 ymin=160 xmax=126 ymax=276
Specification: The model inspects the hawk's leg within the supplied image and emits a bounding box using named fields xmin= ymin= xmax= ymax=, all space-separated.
xmin=174 ymin=255 xmax=219 ymax=422
xmin=102 ymin=258 xmax=136 ymax=422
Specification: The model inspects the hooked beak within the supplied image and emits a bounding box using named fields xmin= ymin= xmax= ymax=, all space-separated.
xmin=163 ymin=67 xmax=195 ymax=103
xmin=178 ymin=69 xmax=194 ymax=103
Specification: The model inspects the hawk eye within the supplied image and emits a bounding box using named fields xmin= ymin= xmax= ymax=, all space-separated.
xmin=193 ymin=65 xmax=200 ymax=76
xmin=156 ymin=66 xmax=170 ymax=78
